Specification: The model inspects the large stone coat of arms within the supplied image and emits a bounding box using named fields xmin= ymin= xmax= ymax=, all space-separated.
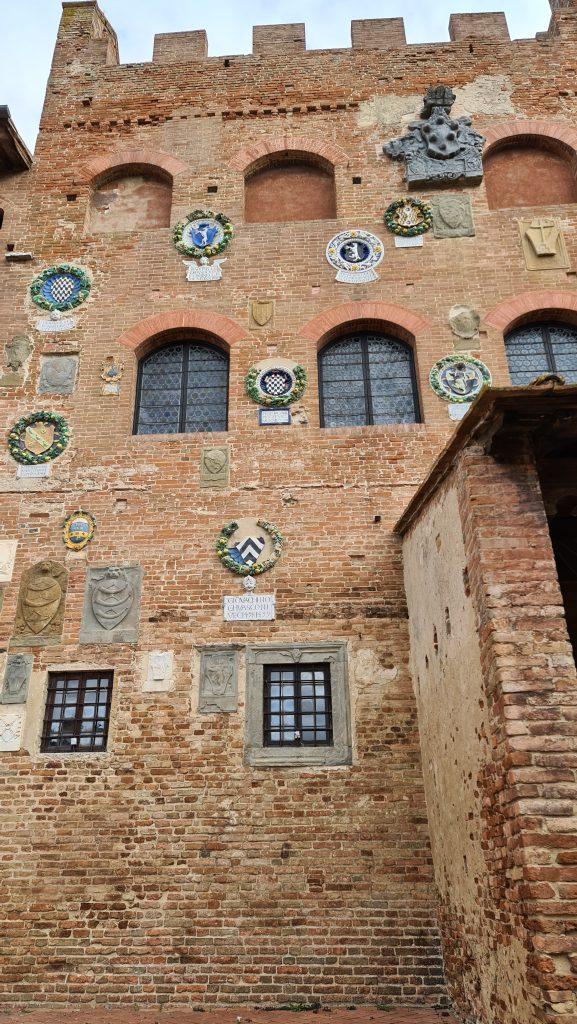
xmin=80 ymin=565 xmax=143 ymax=645
xmin=13 ymin=561 xmax=68 ymax=645
xmin=383 ymin=86 xmax=485 ymax=188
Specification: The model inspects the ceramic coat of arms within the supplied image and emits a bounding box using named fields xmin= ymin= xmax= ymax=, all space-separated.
xmin=216 ymin=518 xmax=283 ymax=577
xmin=384 ymin=198 xmax=432 ymax=237
xmin=429 ymin=354 xmax=491 ymax=403
xmin=8 ymin=412 xmax=69 ymax=465
xmin=62 ymin=511 xmax=96 ymax=552
xmin=244 ymin=359 xmax=307 ymax=408
xmin=173 ymin=209 xmax=233 ymax=279
xmin=30 ymin=264 xmax=91 ymax=312
xmin=326 ymin=230 xmax=384 ymax=283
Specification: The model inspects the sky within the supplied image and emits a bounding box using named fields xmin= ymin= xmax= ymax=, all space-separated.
xmin=2 ymin=0 xmax=551 ymax=153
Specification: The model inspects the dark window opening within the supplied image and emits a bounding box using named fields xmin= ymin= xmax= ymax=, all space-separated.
xmin=134 ymin=340 xmax=229 ymax=435
xmin=41 ymin=670 xmax=113 ymax=753
xmin=505 ymin=322 xmax=577 ymax=386
xmin=318 ymin=333 xmax=420 ymax=428
xmin=264 ymin=664 xmax=333 ymax=747
xmin=548 ymin=510 xmax=577 ymax=663
xmin=0 ymin=209 xmax=4 ymax=231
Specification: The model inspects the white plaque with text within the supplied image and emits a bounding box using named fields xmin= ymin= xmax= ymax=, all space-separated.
xmin=223 ymin=593 xmax=276 ymax=621
xmin=394 ymin=235 xmax=423 ymax=248
xmin=17 ymin=463 xmax=50 ymax=479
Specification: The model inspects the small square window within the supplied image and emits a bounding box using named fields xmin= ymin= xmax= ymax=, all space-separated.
xmin=41 ymin=671 xmax=113 ymax=753
xmin=245 ymin=643 xmax=351 ymax=767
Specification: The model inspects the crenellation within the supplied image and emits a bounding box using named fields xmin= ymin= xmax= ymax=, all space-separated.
xmin=351 ymin=18 xmax=407 ymax=50
xmin=253 ymin=23 xmax=306 ymax=55
xmin=152 ymin=29 xmax=209 ymax=64
xmin=448 ymin=11 xmax=510 ymax=41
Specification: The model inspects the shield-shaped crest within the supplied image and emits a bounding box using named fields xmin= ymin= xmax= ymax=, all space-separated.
xmin=22 ymin=565 xmax=62 ymax=634
xmin=24 ymin=422 xmax=54 ymax=456
xmin=526 ymin=219 xmax=559 ymax=257
xmin=233 ymin=535 xmax=265 ymax=567
xmin=91 ymin=568 xmax=134 ymax=631
xmin=250 ymin=300 xmax=274 ymax=327
xmin=437 ymin=196 xmax=466 ymax=230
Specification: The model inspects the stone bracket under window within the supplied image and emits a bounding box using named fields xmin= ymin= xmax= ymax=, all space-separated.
xmin=244 ymin=641 xmax=351 ymax=767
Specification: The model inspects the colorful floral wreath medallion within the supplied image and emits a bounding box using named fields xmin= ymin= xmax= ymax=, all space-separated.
xmin=326 ymin=229 xmax=384 ymax=284
xmin=8 ymin=411 xmax=70 ymax=464
xmin=429 ymin=354 xmax=492 ymax=403
xmin=30 ymin=264 xmax=91 ymax=312
xmin=62 ymin=510 xmax=96 ymax=552
xmin=384 ymin=198 xmax=432 ymax=237
xmin=216 ymin=519 xmax=283 ymax=576
xmin=244 ymin=364 xmax=307 ymax=408
xmin=173 ymin=210 xmax=234 ymax=259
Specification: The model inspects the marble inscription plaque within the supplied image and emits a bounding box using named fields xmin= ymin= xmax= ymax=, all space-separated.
xmin=223 ymin=593 xmax=275 ymax=621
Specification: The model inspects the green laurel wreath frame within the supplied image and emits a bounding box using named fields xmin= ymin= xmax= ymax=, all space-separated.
xmin=62 ymin=510 xmax=96 ymax=551
xmin=8 ymin=411 xmax=70 ymax=464
xmin=244 ymin=365 xmax=307 ymax=408
xmin=429 ymin=354 xmax=492 ymax=404
xmin=172 ymin=210 xmax=234 ymax=259
xmin=216 ymin=519 xmax=284 ymax=576
xmin=30 ymin=264 xmax=91 ymax=312
xmin=384 ymin=198 xmax=432 ymax=237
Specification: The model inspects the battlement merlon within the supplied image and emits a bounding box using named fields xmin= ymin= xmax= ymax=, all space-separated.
xmin=49 ymin=0 xmax=577 ymax=73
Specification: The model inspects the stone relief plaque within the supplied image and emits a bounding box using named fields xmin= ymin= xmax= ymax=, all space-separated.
xmin=430 ymin=194 xmax=475 ymax=238
xmin=0 ymin=708 xmax=24 ymax=752
xmin=198 ymin=648 xmax=238 ymax=713
xmin=0 ymin=540 xmax=18 ymax=583
xmin=0 ymin=654 xmax=33 ymax=704
xmin=38 ymin=355 xmax=78 ymax=395
xmin=200 ymin=446 xmax=230 ymax=488
xmin=449 ymin=304 xmax=480 ymax=341
xmin=13 ymin=561 xmax=67 ymax=647
xmin=142 ymin=650 xmax=174 ymax=693
xmin=519 ymin=218 xmax=570 ymax=271
xmin=249 ymin=299 xmax=274 ymax=328
xmin=80 ymin=565 xmax=143 ymax=645
xmin=0 ymin=335 xmax=33 ymax=388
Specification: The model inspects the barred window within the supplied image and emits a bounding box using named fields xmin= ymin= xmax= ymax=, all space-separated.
xmin=41 ymin=671 xmax=113 ymax=753
xmin=134 ymin=341 xmax=229 ymax=435
xmin=318 ymin=333 xmax=420 ymax=428
xmin=505 ymin=323 xmax=577 ymax=386
xmin=264 ymin=664 xmax=333 ymax=746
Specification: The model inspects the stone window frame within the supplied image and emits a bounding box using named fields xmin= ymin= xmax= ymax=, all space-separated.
xmin=245 ymin=641 xmax=351 ymax=767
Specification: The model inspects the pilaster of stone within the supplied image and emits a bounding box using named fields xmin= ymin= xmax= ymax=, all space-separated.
xmin=457 ymin=443 xmax=577 ymax=1023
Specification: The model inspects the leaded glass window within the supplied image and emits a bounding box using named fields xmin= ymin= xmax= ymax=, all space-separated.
xmin=134 ymin=341 xmax=229 ymax=435
xmin=318 ymin=333 xmax=420 ymax=427
xmin=41 ymin=670 xmax=113 ymax=753
xmin=505 ymin=323 xmax=577 ymax=386
xmin=263 ymin=664 xmax=333 ymax=747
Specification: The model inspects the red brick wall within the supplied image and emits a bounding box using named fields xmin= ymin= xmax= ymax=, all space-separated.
xmin=245 ymin=163 xmax=336 ymax=223
xmin=484 ymin=143 xmax=577 ymax=209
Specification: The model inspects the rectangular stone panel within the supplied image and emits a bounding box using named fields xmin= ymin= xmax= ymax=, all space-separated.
xmin=198 ymin=648 xmax=238 ymax=713
xmin=0 ymin=539 xmax=17 ymax=583
xmin=200 ymin=446 xmax=230 ymax=488
xmin=0 ymin=653 xmax=33 ymax=704
xmin=80 ymin=566 xmax=143 ymax=645
xmin=0 ymin=707 xmax=24 ymax=752
xmin=37 ymin=355 xmax=78 ymax=395
xmin=142 ymin=650 xmax=174 ymax=692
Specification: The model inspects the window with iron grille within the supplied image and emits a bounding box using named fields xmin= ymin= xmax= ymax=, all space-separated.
xmin=264 ymin=664 xmax=333 ymax=746
xmin=505 ymin=323 xmax=577 ymax=386
xmin=134 ymin=341 xmax=229 ymax=435
xmin=318 ymin=333 xmax=420 ymax=428
xmin=41 ymin=671 xmax=113 ymax=753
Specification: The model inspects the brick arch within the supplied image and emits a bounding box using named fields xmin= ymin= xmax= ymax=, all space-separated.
xmin=484 ymin=290 xmax=577 ymax=332
xmin=298 ymin=302 xmax=431 ymax=350
xmin=229 ymin=134 xmax=350 ymax=173
xmin=483 ymin=120 xmax=577 ymax=156
xmin=80 ymin=146 xmax=188 ymax=185
xmin=115 ymin=311 xmax=250 ymax=359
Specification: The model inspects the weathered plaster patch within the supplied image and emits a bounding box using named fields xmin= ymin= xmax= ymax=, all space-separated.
xmin=359 ymin=75 xmax=515 ymax=131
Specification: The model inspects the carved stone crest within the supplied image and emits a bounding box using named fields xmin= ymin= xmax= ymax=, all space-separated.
xmin=142 ymin=650 xmax=174 ymax=693
xmin=198 ymin=648 xmax=238 ymax=713
xmin=80 ymin=565 xmax=142 ymax=645
xmin=0 ymin=708 xmax=24 ymax=751
xmin=38 ymin=355 xmax=78 ymax=395
xmin=519 ymin=218 xmax=570 ymax=271
xmin=449 ymin=305 xmax=480 ymax=341
xmin=13 ymin=561 xmax=67 ymax=646
xmin=0 ymin=654 xmax=33 ymax=704
xmin=1 ymin=335 xmax=33 ymax=387
xmin=200 ymin=446 xmax=230 ymax=488
xmin=0 ymin=540 xmax=18 ymax=584
xmin=430 ymin=194 xmax=475 ymax=238
xmin=250 ymin=300 xmax=274 ymax=328
xmin=383 ymin=85 xmax=485 ymax=188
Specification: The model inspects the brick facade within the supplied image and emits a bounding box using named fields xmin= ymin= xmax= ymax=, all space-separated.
xmin=1 ymin=0 xmax=577 ymax=1017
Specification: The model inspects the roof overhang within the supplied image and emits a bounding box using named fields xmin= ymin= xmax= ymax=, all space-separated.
xmin=395 ymin=384 xmax=577 ymax=537
xmin=0 ymin=106 xmax=32 ymax=172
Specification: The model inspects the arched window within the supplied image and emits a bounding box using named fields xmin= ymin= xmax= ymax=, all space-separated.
xmin=318 ymin=333 xmax=419 ymax=428
xmin=89 ymin=169 xmax=172 ymax=232
xmin=134 ymin=341 xmax=229 ymax=435
xmin=484 ymin=141 xmax=577 ymax=210
xmin=505 ymin=322 xmax=577 ymax=385
xmin=245 ymin=152 xmax=336 ymax=224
